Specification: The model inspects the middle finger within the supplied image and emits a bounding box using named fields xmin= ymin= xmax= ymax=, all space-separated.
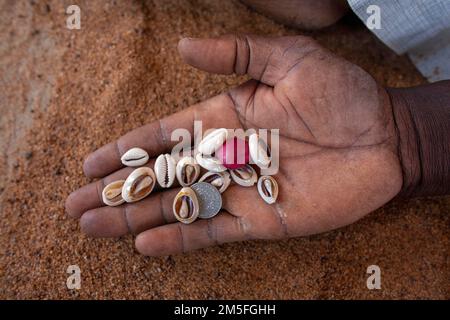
xmin=65 ymin=159 xmax=157 ymax=219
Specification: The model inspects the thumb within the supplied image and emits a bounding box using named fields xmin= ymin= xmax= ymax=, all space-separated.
xmin=177 ymin=34 xmax=321 ymax=86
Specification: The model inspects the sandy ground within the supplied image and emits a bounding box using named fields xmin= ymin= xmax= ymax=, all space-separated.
xmin=0 ymin=0 xmax=448 ymax=299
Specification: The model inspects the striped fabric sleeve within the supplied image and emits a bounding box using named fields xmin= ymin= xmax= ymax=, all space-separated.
xmin=347 ymin=0 xmax=450 ymax=82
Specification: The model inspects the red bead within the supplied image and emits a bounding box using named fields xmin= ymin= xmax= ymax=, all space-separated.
xmin=216 ymin=137 xmax=249 ymax=169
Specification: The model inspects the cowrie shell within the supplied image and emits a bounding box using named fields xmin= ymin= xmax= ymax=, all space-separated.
xmin=198 ymin=128 xmax=228 ymax=155
xmin=102 ymin=180 xmax=126 ymax=206
xmin=257 ymin=175 xmax=278 ymax=204
xmin=173 ymin=187 xmax=199 ymax=224
xmin=155 ymin=154 xmax=176 ymax=188
xmin=249 ymin=133 xmax=271 ymax=168
xmin=230 ymin=164 xmax=257 ymax=187
xmin=121 ymin=148 xmax=149 ymax=167
xmin=195 ymin=153 xmax=226 ymax=173
xmin=122 ymin=167 xmax=156 ymax=203
xmin=198 ymin=171 xmax=231 ymax=193
xmin=176 ymin=156 xmax=200 ymax=187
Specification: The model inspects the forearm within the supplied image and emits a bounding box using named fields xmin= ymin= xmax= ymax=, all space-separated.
xmin=388 ymin=81 xmax=450 ymax=198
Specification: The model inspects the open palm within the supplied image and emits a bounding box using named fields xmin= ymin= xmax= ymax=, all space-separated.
xmin=66 ymin=35 xmax=403 ymax=256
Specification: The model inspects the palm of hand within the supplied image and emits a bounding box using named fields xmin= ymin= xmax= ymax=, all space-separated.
xmin=66 ymin=35 xmax=402 ymax=256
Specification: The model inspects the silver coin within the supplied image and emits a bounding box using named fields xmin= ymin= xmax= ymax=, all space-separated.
xmin=190 ymin=182 xmax=222 ymax=219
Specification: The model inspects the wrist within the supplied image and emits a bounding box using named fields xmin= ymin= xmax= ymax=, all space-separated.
xmin=387 ymin=81 xmax=450 ymax=198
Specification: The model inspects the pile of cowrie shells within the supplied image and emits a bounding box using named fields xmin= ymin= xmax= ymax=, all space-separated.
xmin=102 ymin=129 xmax=278 ymax=225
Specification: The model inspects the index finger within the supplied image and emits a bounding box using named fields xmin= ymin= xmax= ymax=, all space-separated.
xmin=83 ymin=94 xmax=241 ymax=178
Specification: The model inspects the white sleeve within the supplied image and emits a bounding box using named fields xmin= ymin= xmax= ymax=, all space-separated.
xmin=347 ymin=0 xmax=450 ymax=82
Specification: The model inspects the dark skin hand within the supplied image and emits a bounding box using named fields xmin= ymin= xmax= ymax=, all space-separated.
xmin=240 ymin=0 xmax=350 ymax=29
xmin=66 ymin=35 xmax=403 ymax=256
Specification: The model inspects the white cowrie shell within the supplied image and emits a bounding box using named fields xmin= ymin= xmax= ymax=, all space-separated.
xmin=195 ymin=153 xmax=226 ymax=173
xmin=173 ymin=187 xmax=199 ymax=224
xmin=257 ymin=175 xmax=279 ymax=204
xmin=122 ymin=167 xmax=156 ymax=203
xmin=102 ymin=180 xmax=126 ymax=206
xmin=249 ymin=133 xmax=271 ymax=168
xmin=230 ymin=164 xmax=257 ymax=187
xmin=198 ymin=128 xmax=228 ymax=155
xmin=198 ymin=171 xmax=231 ymax=193
xmin=121 ymin=147 xmax=149 ymax=167
xmin=176 ymin=156 xmax=200 ymax=187
xmin=155 ymin=154 xmax=176 ymax=188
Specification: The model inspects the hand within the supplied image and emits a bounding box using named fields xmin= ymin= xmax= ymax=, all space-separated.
xmin=239 ymin=0 xmax=349 ymax=29
xmin=66 ymin=35 xmax=403 ymax=256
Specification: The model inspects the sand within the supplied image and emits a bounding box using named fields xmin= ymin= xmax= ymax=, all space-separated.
xmin=0 ymin=0 xmax=448 ymax=299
